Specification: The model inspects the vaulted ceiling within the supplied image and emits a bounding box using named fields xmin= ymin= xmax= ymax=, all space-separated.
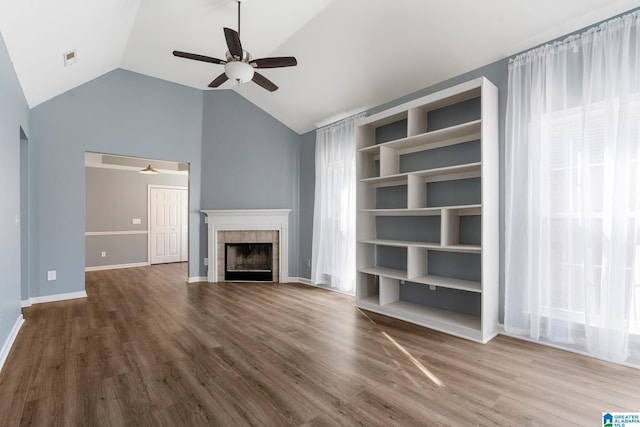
xmin=0 ymin=0 xmax=638 ymax=134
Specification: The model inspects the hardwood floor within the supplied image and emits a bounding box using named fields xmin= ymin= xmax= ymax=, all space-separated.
xmin=1 ymin=263 xmax=639 ymax=426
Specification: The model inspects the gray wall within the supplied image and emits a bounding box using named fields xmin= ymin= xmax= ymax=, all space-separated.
xmin=29 ymin=69 xmax=204 ymax=297
xmin=85 ymin=167 xmax=188 ymax=267
xmin=200 ymin=90 xmax=301 ymax=277
xmin=298 ymin=131 xmax=315 ymax=279
xmin=0 ymin=32 xmax=29 ymax=349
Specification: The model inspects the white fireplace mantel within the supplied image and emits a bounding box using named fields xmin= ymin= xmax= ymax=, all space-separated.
xmin=201 ymin=209 xmax=291 ymax=283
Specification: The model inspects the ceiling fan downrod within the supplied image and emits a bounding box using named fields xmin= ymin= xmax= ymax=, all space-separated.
xmin=237 ymin=0 xmax=241 ymax=39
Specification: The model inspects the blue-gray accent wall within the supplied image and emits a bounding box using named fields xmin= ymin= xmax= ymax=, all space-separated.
xmin=29 ymin=69 xmax=204 ymax=296
xmin=0 ymin=32 xmax=29 ymax=352
xmin=298 ymin=131 xmax=316 ymax=279
xmin=200 ymin=90 xmax=301 ymax=278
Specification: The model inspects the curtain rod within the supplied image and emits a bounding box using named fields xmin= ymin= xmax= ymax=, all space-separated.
xmin=510 ymin=8 xmax=640 ymax=64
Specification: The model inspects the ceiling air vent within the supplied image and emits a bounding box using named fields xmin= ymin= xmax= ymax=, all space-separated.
xmin=63 ymin=50 xmax=76 ymax=67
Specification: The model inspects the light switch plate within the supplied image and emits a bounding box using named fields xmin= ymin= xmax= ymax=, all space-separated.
xmin=47 ymin=270 xmax=56 ymax=281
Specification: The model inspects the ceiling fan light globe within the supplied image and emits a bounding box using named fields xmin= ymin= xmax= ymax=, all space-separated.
xmin=224 ymin=61 xmax=254 ymax=84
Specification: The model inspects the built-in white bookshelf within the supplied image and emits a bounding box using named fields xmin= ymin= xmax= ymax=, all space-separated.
xmin=355 ymin=77 xmax=499 ymax=343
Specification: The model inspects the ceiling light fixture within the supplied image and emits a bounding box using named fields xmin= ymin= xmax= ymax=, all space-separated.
xmin=140 ymin=164 xmax=160 ymax=174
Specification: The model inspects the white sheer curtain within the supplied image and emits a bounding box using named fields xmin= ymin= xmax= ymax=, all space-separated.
xmin=505 ymin=11 xmax=640 ymax=365
xmin=311 ymin=113 xmax=366 ymax=294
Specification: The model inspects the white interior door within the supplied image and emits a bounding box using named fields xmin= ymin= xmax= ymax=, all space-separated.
xmin=150 ymin=187 xmax=184 ymax=264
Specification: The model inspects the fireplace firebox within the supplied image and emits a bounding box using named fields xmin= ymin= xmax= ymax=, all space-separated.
xmin=224 ymin=243 xmax=273 ymax=281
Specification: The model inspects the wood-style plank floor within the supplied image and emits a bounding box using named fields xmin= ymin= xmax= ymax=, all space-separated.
xmin=1 ymin=263 xmax=639 ymax=426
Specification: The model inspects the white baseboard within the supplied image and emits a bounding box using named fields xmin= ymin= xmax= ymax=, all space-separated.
xmin=28 ymin=291 xmax=88 ymax=305
xmin=0 ymin=314 xmax=24 ymax=373
xmin=85 ymin=262 xmax=149 ymax=272
xmin=21 ymin=299 xmax=31 ymax=308
xmin=187 ymin=276 xmax=208 ymax=283
xmin=290 ymin=277 xmax=312 ymax=286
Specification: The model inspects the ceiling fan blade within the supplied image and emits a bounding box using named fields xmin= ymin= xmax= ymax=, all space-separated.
xmin=223 ymin=27 xmax=243 ymax=59
xmin=250 ymin=57 xmax=298 ymax=69
xmin=173 ymin=51 xmax=226 ymax=65
xmin=208 ymin=73 xmax=229 ymax=88
xmin=252 ymin=72 xmax=278 ymax=92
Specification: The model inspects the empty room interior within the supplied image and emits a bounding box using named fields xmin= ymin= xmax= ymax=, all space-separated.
xmin=1 ymin=1 xmax=640 ymax=425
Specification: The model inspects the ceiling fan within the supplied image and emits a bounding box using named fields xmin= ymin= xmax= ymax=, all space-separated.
xmin=172 ymin=0 xmax=297 ymax=92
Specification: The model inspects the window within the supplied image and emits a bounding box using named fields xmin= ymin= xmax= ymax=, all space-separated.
xmin=505 ymin=10 xmax=640 ymax=365
xmin=540 ymin=98 xmax=640 ymax=335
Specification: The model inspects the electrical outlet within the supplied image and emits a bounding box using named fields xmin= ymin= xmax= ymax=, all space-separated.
xmin=204 ymin=257 xmax=208 ymax=266
xmin=101 ymin=251 xmax=106 ymax=258
xmin=132 ymin=218 xmax=141 ymax=225
xmin=400 ymin=280 xmax=405 ymax=285
xmin=429 ymin=285 xmax=436 ymax=291
xmin=47 ymin=270 xmax=56 ymax=281
xmin=307 ymin=259 xmax=311 ymax=268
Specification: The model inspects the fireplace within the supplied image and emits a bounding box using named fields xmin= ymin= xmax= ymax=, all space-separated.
xmin=225 ymin=243 xmax=273 ymax=281
xmin=201 ymin=209 xmax=291 ymax=283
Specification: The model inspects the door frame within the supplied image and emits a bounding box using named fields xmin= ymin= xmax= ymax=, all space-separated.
xmin=147 ymin=185 xmax=189 ymax=265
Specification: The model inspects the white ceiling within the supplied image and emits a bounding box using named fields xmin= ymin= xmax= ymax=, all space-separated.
xmin=1 ymin=0 xmax=639 ymax=134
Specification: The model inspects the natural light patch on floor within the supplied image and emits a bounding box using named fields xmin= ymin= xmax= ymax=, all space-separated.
xmin=380 ymin=331 xmax=445 ymax=388
xmin=358 ymin=308 xmax=445 ymax=388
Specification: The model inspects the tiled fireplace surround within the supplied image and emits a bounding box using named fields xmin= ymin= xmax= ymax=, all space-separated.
xmin=201 ymin=209 xmax=290 ymax=283
xmin=219 ymin=231 xmax=279 ymax=281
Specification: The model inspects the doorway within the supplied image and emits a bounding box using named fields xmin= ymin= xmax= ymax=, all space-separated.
xmin=84 ymin=152 xmax=190 ymax=275
xmin=20 ymin=128 xmax=29 ymax=303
